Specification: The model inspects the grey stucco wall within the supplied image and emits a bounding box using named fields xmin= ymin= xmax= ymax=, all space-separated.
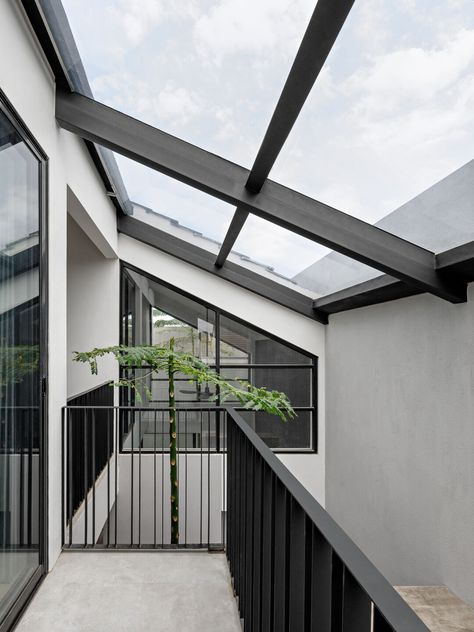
xmin=325 ymin=284 xmax=474 ymax=607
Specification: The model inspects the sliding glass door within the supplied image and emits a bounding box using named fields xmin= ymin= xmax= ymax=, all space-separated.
xmin=0 ymin=100 xmax=46 ymax=627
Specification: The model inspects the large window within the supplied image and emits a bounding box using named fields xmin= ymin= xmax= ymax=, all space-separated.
xmin=0 ymin=97 xmax=46 ymax=625
xmin=120 ymin=266 xmax=317 ymax=451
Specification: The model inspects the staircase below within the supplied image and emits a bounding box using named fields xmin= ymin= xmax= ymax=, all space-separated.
xmin=396 ymin=586 xmax=474 ymax=632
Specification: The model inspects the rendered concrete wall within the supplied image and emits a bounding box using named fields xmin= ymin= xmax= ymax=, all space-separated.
xmin=119 ymin=234 xmax=327 ymax=505
xmin=67 ymin=216 xmax=119 ymax=398
xmin=326 ymin=285 xmax=474 ymax=607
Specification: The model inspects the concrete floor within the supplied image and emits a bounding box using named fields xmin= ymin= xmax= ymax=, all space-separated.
xmin=15 ymin=552 xmax=242 ymax=632
xmin=396 ymin=587 xmax=474 ymax=632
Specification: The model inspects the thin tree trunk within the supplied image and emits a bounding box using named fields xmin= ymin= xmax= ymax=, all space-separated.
xmin=168 ymin=339 xmax=179 ymax=544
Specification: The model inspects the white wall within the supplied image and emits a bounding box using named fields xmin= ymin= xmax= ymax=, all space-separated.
xmin=67 ymin=215 xmax=119 ymax=398
xmin=325 ymin=285 xmax=474 ymax=606
xmin=0 ymin=0 xmax=118 ymax=568
xmin=119 ymin=234 xmax=326 ymax=505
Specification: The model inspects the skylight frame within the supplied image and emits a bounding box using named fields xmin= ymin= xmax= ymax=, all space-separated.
xmin=20 ymin=0 xmax=472 ymax=322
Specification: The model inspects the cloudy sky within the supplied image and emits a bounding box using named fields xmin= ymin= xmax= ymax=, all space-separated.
xmin=61 ymin=0 xmax=474 ymax=277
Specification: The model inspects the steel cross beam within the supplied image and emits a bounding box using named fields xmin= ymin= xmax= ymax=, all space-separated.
xmin=215 ymin=0 xmax=356 ymax=268
xmin=55 ymin=90 xmax=466 ymax=303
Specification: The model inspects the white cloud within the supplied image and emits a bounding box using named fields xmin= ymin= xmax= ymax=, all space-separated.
xmin=345 ymin=29 xmax=474 ymax=120
xmin=193 ymin=0 xmax=313 ymax=63
xmin=109 ymin=0 xmax=166 ymax=45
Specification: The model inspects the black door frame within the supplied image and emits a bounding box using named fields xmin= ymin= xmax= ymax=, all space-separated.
xmin=0 ymin=89 xmax=49 ymax=632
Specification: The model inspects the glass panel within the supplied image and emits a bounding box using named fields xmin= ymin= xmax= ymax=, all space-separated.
xmin=60 ymin=0 xmax=315 ymax=166
xmin=221 ymin=368 xmax=312 ymax=408
xmin=123 ymin=267 xmax=217 ymax=362
xmin=115 ymin=154 xmax=235 ymax=249
xmin=220 ymin=315 xmax=312 ymax=365
xmin=272 ymin=0 xmax=474 ymax=251
xmin=238 ymin=410 xmax=312 ymax=450
xmin=232 ymin=215 xmax=385 ymax=297
xmin=0 ymin=111 xmax=41 ymax=620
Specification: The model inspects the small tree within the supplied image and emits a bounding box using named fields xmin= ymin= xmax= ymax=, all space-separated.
xmin=74 ymin=342 xmax=295 ymax=545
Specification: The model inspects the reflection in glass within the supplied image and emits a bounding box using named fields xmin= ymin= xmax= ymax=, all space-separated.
xmin=219 ymin=315 xmax=311 ymax=365
xmin=121 ymin=267 xmax=316 ymax=450
xmin=0 ymin=110 xmax=41 ymax=621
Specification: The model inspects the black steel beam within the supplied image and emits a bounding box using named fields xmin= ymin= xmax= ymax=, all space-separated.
xmin=314 ymin=241 xmax=474 ymax=316
xmin=55 ymin=91 xmax=466 ymax=304
xmin=215 ymin=208 xmax=249 ymax=268
xmin=118 ymin=215 xmax=328 ymax=324
xmin=215 ymin=0 xmax=356 ymax=267
xmin=247 ymin=0 xmax=355 ymax=191
xmin=436 ymin=240 xmax=474 ymax=280
xmin=314 ymin=275 xmax=422 ymax=315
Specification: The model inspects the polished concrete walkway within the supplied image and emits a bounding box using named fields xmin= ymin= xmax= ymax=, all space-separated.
xmin=16 ymin=552 xmax=241 ymax=632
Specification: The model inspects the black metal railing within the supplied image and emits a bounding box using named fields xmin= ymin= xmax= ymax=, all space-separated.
xmin=62 ymin=405 xmax=226 ymax=549
xmin=226 ymin=407 xmax=430 ymax=632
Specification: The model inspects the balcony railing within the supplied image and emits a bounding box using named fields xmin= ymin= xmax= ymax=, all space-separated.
xmin=226 ymin=406 xmax=429 ymax=632
xmin=62 ymin=405 xmax=226 ymax=549
xmin=62 ymin=404 xmax=429 ymax=631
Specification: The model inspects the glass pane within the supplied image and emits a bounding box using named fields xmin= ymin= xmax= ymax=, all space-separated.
xmin=0 ymin=111 xmax=41 ymax=620
xmin=123 ymin=267 xmax=217 ymax=363
xmin=232 ymin=215 xmax=386 ymax=297
xmin=272 ymin=0 xmax=474 ymax=251
xmin=60 ymin=0 xmax=315 ymax=166
xmin=221 ymin=368 xmax=312 ymax=408
xmin=115 ymin=154 xmax=235 ymax=249
xmin=238 ymin=410 xmax=313 ymax=450
xmin=220 ymin=314 xmax=312 ymax=365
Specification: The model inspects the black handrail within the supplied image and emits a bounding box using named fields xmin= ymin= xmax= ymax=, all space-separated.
xmin=225 ymin=406 xmax=429 ymax=632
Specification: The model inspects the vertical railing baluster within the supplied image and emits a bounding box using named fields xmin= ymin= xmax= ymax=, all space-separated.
xmin=130 ymin=409 xmax=134 ymax=547
xmin=185 ymin=410 xmax=188 ymax=548
xmin=138 ymin=410 xmax=142 ymax=548
xmin=208 ymin=409 xmax=211 ymax=549
xmin=68 ymin=408 xmax=73 ymax=547
xmin=83 ymin=408 xmax=88 ymax=548
xmin=200 ymin=411 xmax=203 ymax=548
xmin=238 ymin=429 xmax=246 ymax=617
xmin=288 ymin=498 xmax=306 ymax=632
xmin=222 ymin=409 xmax=226 ymax=549
xmin=342 ymin=569 xmax=372 ymax=632
xmin=114 ymin=407 xmax=118 ymax=548
xmin=244 ymin=442 xmax=255 ymax=628
xmin=310 ymin=528 xmax=332 ymax=631
xmin=331 ymin=554 xmax=344 ymax=632
xmin=161 ymin=410 xmax=164 ymax=548
xmin=154 ymin=409 xmax=157 ymax=548
xmin=92 ymin=408 xmax=96 ymax=546
xmin=251 ymin=452 xmax=263 ymax=631
xmin=106 ymin=407 xmax=111 ymax=547
xmin=61 ymin=407 xmax=64 ymax=547
xmin=261 ymin=465 xmax=275 ymax=632
xmin=27 ymin=410 xmax=33 ymax=547
xmin=273 ymin=479 xmax=289 ymax=632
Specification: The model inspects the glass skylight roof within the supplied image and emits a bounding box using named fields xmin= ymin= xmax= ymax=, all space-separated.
xmin=272 ymin=0 xmax=474 ymax=227
xmin=114 ymin=154 xmax=235 ymax=247
xmin=232 ymin=215 xmax=383 ymax=297
xmin=41 ymin=0 xmax=474 ymax=303
xmin=60 ymin=0 xmax=315 ymax=167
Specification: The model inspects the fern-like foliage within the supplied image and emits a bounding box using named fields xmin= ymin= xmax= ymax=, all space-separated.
xmin=73 ymin=343 xmax=296 ymax=422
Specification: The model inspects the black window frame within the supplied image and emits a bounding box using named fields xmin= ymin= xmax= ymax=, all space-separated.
xmin=120 ymin=262 xmax=318 ymax=453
